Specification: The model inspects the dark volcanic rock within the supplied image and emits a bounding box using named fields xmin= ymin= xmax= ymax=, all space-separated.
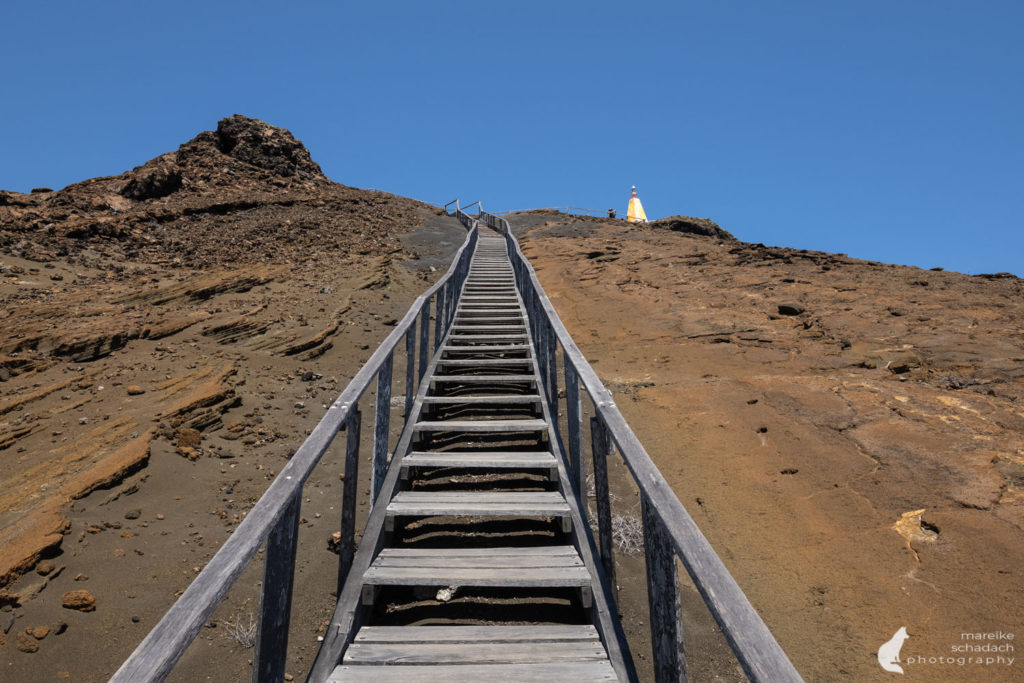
xmin=651 ymin=215 xmax=735 ymax=240
xmin=121 ymin=163 xmax=182 ymax=200
xmin=211 ymin=114 xmax=323 ymax=178
xmin=778 ymin=303 xmax=805 ymax=316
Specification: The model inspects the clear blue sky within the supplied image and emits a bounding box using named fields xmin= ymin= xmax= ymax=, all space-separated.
xmin=3 ymin=1 xmax=1021 ymax=275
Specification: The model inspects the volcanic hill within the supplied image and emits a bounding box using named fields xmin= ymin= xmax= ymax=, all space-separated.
xmin=1 ymin=117 xmax=1022 ymax=682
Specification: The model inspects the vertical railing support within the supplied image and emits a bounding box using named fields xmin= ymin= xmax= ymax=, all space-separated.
xmin=643 ymin=497 xmax=685 ymax=682
xmin=404 ymin=330 xmax=415 ymax=419
xmin=253 ymin=494 xmax=301 ymax=683
xmin=545 ymin=318 xmax=558 ymax=419
xmin=371 ymin=352 xmax=393 ymax=503
xmin=590 ymin=416 xmax=615 ymax=587
xmin=434 ymin=288 xmax=445 ymax=353
xmin=337 ymin=409 xmax=361 ymax=595
xmin=564 ymin=358 xmax=583 ymax=497
xmin=418 ymin=304 xmax=430 ymax=382
xmin=536 ymin=310 xmax=548 ymax=389
xmin=450 ymin=279 xmax=458 ymax=326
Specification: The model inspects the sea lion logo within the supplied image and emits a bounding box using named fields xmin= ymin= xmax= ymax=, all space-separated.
xmin=878 ymin=626 xmax=910 ymax=674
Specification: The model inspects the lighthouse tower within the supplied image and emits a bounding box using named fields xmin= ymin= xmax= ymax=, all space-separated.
xmin=627 ymin=185 xmax=647 ymax=223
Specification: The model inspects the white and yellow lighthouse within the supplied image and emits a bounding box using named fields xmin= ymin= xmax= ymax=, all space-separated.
xmin=627 ymin=185 xmax=647 ymax=223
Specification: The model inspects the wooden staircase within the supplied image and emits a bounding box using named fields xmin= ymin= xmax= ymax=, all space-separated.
xmin=329 ymin=232 xmax=619 ymax=681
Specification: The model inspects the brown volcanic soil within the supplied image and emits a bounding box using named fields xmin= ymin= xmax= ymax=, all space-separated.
xmin=2 ymin=116 xmax=1021 ymax=682
xmin=514 ymin=213 xmax=1024 ymax=682
xmin=0 ymin=117 xmax=467 ymax=681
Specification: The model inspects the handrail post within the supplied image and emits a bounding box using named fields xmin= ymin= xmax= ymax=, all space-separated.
xmin=643 ymin=497 xmax=685 ymax=682
xmin=404 ymin=330 xmax=415 ymax=419
xmin=371 ymin=352 xmax=393 ymax=503
xmin=253 ymin=494 xmax=301 ymax=683
xmin=564 ymin=358 xmax=583 ymax=496
xmin=545 ymin=318 xmax=558 ymax=420
xmin=418 ymin=304 xmax=430 ymax=382
xmin=590 ymin=417 xmax=615 ymax=588
xmin=434 ymin=289 xmax=445 ymax=353
xmin=337 ymin=409 xmax=361 ymax=595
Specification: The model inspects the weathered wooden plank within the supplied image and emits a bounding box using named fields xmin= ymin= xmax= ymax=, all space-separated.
xmin=371 ymin=351 xmax=392 ymax=504
xmin=437 ymin=358 xmax=533 ymax=365
xmin=590 ymin=417 xmax=616 ymax=590
xmin=643 ymin=496 xmax=685 ymax=683
xmin=337 ymin=409 xmax=361 ymax=596
xmin=458 ymin=302 xmax=522 ymax=307
xmin=353 ymin=624 xmax=601 ymax=643
xmin=389 ymin=491 xmax=566 ymax=502
xmin=376 ymin=546 xmax=578 ymax=558
xmin=343 ymin=641 xmax=607 ymax=665
xmin=253 ymin=494 xmax=300 ymax=683
xmin=413 ymin=419 xmax=548 ymax=432
xmin=387 ymin=501 xmax=568 ymax=518
xmin=328 ymin=661 xmax=618 ymax=682
xmin=372 ymin=557 xmax=581 ymax=573
xmin=401 ymin=451 xmax=555 ymax=471
xmin=420 ymin=395 xmax=541 ymax=404
xmin=362 ymin=566 xmax=590 ymax=587
xmin=451 ymin=324 xmax=527 ymax=332
xmin=445 ymin=334 xmax=530 ymax=342
xmin=429 ymin=374 xmax=536 ymax=383
xmin=456 ymin=308 xmax=523 ymax=315
xmin=453 ymin=317 xmax=525 ymax=324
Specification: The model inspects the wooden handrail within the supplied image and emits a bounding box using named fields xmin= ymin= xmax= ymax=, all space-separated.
xmin=480 ymin=209 xmax=802 ymax=683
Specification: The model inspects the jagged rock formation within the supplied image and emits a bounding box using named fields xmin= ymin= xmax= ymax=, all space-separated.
xmin=0 ymin=115 xmax=436 ymax=267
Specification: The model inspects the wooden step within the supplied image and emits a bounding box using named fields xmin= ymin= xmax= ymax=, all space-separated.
xmin=413 ymin=419 xmax=548 ymax=433
xmin=451 ymin=325 xmax=526 ymax=332
xmin=430 ymin=374 xmax=535 ymax=385
xmin=362 ymin=545 xmax=589 ymax=590
xmin=459 ymin=302 xmax=521 ymax=306
xmin=460 ymin=296 xmax=521 ymax=301
xmin=454 ymin=317 xmax=524 ymax=323
xmin=402 ymin=450 xmax=556 ymax=469
xmin=330 ymin=661 xmax=615 ymax=681
xmin=446 ymin=335 xmax=530 ymax=343
xmin=437 ymin=358 xmax=533 ymax=366
xmin=385 ymin=491 xmax=570 ymax=521
xmin=442 ymin=344 xmax=531 ymax=353
xmin=401 ymin=450 xmax=558 ymax=480
xmin=421 ymin=395 xmax=541 ymax=405
xmin=456 ymin=310 xmax=523 ymax=316
xmin=331 ymin=625 xmax=614 ymax=680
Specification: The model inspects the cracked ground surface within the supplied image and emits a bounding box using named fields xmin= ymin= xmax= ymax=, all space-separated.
xmin=516 ymin=212 xmax=1024 ymax=682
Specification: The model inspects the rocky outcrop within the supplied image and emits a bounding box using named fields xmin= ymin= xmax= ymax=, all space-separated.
xmin=0 ymin=115 xmax=437 ymax=267
xmin=650 ymin=215 xmax=736 ymax=240
xmin=210 ymin=114 xmax=324 ymax=178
